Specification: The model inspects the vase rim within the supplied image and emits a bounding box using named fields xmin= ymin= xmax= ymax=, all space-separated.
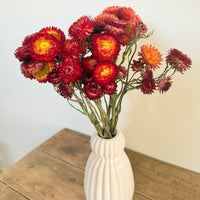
xmin=94 ymin=129 xmax=123 ymax=142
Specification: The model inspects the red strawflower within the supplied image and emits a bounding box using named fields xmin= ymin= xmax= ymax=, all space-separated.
xmin=39 ymin=26 xmax=65 ymax=42
xmin=103 ymin=82 xmax=117 ymax=95
xmin=83 ymin=82 xmax=103 ymax=100
xmin=20 ymin=62 xmax=34 ymax=80
xmin=157 ymin=77 xmax=172 ymax=93
xmin=93 ymin=62 xmax=118 ymax=85
xmin=118 ymin=66 xmax=128 ymax=78
xmin=59 ymin=84 xmax=73 ymax=99
xmin=141 ymin=78 xmax=156 ymax=94
xmin=104 ymin=25 xmax=125 ymax=37
xmin=103 ymin=6 xmax=136 ymax=21
xmin=92 ymin=33 xmax=120 ymax=62
xmin=82 ymin=55 xmax=98 ymax=72
xmin=103 ymin=17 xmax=126 ymax=36
xmin=61 ymin=39 xmax=84 ymax=58
xmin=29 ymin=33 xmax=61 ymax=62
xmin=20 ymin=61 xmax=56 ymax=83
xmin=131 ymin=60 xmax=145 ymax=72
xmin=116 ymin=26 xmax=132 ymax=46
xmin=81 ymin=72 xmax=94 ymax=84
xmin=59 ymin=57 xmax=83 ymax=84
xmin=100 ymin=6 xmax=143 ymax=45
xmin=139 ymin=44 xmax=163 ymax=70
xmin=22 ymin=33 xmax=37 ymax=46
xmin=140 ymin=69 xmax=156 ymax=94
xmin=142 ymin=68 xmax=153 ymax=79
xmin=166 ymin=49 xmax=192 ymax=72
xmin=47 ymin=69 xmax=61 ymax=84
xmin=94 ymin=13 xmax=118 ymax=27
xmin=104 ymin=17 xmax=127 ymax=28
xmin=68 ymin=16 xmax=94 ymax=40
xmin=15 ymin=46 xmax=31 ymax=62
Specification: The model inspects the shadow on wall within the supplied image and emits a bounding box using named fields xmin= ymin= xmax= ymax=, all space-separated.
xmin=0 ymin=141 xmax=13 ymax=170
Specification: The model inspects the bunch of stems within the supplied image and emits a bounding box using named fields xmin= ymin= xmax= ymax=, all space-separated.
xmin=54 ymin=32 xmax=176 ymax=139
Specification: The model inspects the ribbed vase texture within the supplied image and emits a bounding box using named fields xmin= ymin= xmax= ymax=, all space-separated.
xmin=84 ymin=130 xmax=134 ymax=200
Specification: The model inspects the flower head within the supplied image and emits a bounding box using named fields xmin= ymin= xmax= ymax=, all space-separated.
xmin=39 ymin=26 xmax=65 ymax=42
xmin=83 ymin=82 xmax=103 ymax=100
xmin=81 ymin=72 xmax=94 ymax=84
xmin=166 ymin=49 xmax=192 ymax=72
xmin=61 ymin=39 xmax=84 ymax=58
xmin=59 ymin=84 xmax=73 ymax=99
xmin=69 ymin=16 xmax=94 ymax=40
xmin=29 ymin=33 xmax=61 ymax=62
xmin=103 ymin=82 xmax=117 ymax=95
xmin=20 ymin=60 xmax=55 ymax=83
xmin=103 ymin=17 xmax=126 ymax=36
xmin=139 ymin=44 xmax=162 ymax=70
xmin=97 ymin=6 xmax=144 ymax=45
xmin=140 ymin=69 xmax=156 ymax=94
xmin=157 ymin=77 xmax=172 ymax=93
xmin=94 ymin=13 xmax=118 ymax=27
xmin=22 ymin=33 xmax=37 ymax=46
xmin=47 ymin=69 xmax=61 ymax=84
xmin=92 ymin=33 xmax=120 ymax=62
xmin=131 ymin=60 xmax=144 ymax=72
xmin=82 ymin=55 xmax=98 ymax=72
xmin=102 ymin=6 xmax=136 ymax=21
xmin=59 ymin=57 xmax=83 ymax=84
xmin=93 ymin=62 xmax=118 ymax=85
xmin=31 ymin=62 xmax=56 ymax=83
xmin=15 ymin=46 xmax=31 ymax=62
xmin=20 ymin=62 xmax=34 ymax=80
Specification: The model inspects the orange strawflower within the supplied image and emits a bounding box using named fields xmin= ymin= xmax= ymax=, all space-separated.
xmin=92 ymin=33 xmax=120 ymax=62
xmin=139 ymin=44 xmax=163 ymax=70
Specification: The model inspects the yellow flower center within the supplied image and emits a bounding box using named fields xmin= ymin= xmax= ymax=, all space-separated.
xmin=100 ymin=67 xmax=111 ymax=77
xmin=32 ymin=62 xmax=51 ymax=79
xmin=34 ymin=38 xmax=52 ymax=55
xmin=100 ymin=39 xmax=115 ymax=53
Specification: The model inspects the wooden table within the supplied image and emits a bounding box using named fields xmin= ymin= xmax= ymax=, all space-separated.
xmin=0 ymin=128 xmax=199 ymax=200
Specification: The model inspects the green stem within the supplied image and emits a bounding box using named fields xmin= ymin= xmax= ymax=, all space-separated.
xmin=94 ymin=99 xmax=112 ymax=138
xmin=73 ymin=92 xmax=103 ymax=137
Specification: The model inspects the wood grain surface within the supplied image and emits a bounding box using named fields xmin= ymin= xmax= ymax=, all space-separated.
xmin=0 ymin=128 xmax=199 ymax=200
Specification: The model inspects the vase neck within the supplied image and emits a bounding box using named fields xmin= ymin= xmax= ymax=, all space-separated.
xmin=90 ymin=130 xmax=125 ymax=159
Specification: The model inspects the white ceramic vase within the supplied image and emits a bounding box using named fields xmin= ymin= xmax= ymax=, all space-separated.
xmin=84 ymin=130 xmax=134 ymax=200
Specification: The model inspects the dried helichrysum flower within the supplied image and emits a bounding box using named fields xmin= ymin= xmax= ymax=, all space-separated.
xmin=59 ymin=57 xmax=82 ymax=84
xmin=93 ymin=62 xmax=118 ymax=85
xmin=139 ymin=44 xmax=162 ymax=70
xmin=92 ymin=33 xmax=120 ymax=62
xmin=157 ymin=77 xmax=172 ymax=93
xmin=68 ymin=16 xmax=94 ymax=40
xmin=83 ymin=82 xmax=103 ymax=100
xmin=166 ymin=49 xmax=192 ymax=73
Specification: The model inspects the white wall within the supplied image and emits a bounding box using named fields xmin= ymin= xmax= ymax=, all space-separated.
xmin=0 ymin=0 xmax=199 ymax=172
